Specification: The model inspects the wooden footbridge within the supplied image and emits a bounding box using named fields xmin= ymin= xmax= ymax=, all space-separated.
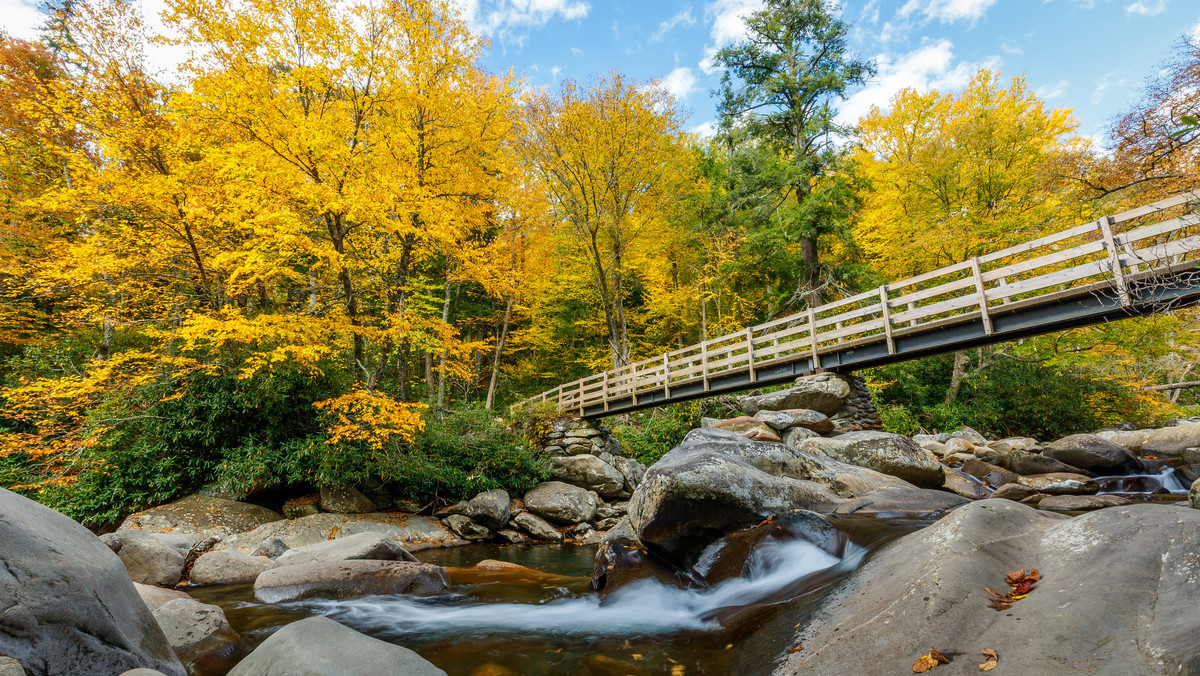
xmin=518 ymin=191 xmax=1200 ymax=418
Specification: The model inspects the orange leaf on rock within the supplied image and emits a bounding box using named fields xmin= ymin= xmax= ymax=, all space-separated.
xmin=982 ymin=649 xmax=998 ymax=660
xmin=929 ymin=647 xmax=950 ymax=665
xmin=979 ymin=648 xmax=999 ymax=671
xmin=1012 ymin=579 xmax=1034 ymax=595
xmin=1005 ymin=569 xmax=1026 ymax=585
xmin=913 ymin=655 xmax=938 ymax=673
xmin=1027 ymin=569 xmax=1041 ymax=582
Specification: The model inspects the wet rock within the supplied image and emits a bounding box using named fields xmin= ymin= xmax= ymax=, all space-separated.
xmin=283 ymin=496 xmax=322 ymax=518
xmin=320 ymin=483 xmax=375 ymax=514
xmin=496 ymin=529 xmax=528 ymax=544
xmin=1000 ymin=450 xmax=1082 ymax=476
xmin=0 ymin=488 xmax=184 ymax=676
xmin=959 ymin=459 xmax=1020 ymax=489
xmin=793 ymin=431 xmax=945 ymax=487
xmin=1043 ymin=434 xmax=1145 ymax=475
xmin=151 ymin=598 xmax=239 ymax=672
xmin=1016 ymin=472 xmax=1099 ymax=495
xmin=133 ymin=582 xmax=192 ymax=610
xmin=524 ymin=481 xmax=600 ymax=524
xmin=739 ymin=373 xmax=852 ymax=416
xmin=512 ymin=512 xmax=564 ymax=541
xmin=691 ymin=510 xmax=841 ymax=586
xmin=1177 ymin=464 xmax=1200 ymax=483
xmin=442 ymin=514 xmax=491 ymax=540
xmin=214 ymin=513 xmax=460 ymax=554
xmin=831 ymin=487 xmax=969 ymax=517
xmin=776 ymin=501 xmax=1200 ymax=675
xmin=1099 ymin=424 xmax=1200 ymax=456
xmin=120 ymin=495 xmax=282 ymax=538
xmin=990 ymin=483 xmax=1038 ymax=502
xmin=942 ymin=466 xmax=990 ymax=499
xmin=1020 ymin=493 xmax=1049 ymax=506
xmin=253 ymin=560 xmax=448 ymax=603
xmin=950 ymin=425 xmax=987 ymax=445
xmin=463 ymin=489 xmax=511 ymax=530
xmin=1038 ymin=494 xmax=1131 ymax=511
xmin=227 ymin=616 xmax=445 ymax=676
xmin=274 ymin=531 xmax=419 ymax=566
xmin=251 ymin=537 xmax=289 ymax=559
xmin=549 ymin=456 xmax=626 ymax=497
xmin=101 ymin=530 xmax=187 ymax=587
xmin=190 ymin=550 xmax=275 ymax=585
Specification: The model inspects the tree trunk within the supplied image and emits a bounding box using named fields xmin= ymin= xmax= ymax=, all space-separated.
xmin=436 ymin=279 xmax=453 ymax=410
xmin=945 ymin=350 xmax=971 ymax=405
xmin=485 ymin=296 xmax=514 ymax=410
xmin=799 ymin=235 xmax=820 ymax=307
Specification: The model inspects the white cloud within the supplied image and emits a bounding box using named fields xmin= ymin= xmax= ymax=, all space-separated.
xmin=999 ymin=38 xmax=1022 ymax=55
xmin=1190 ymin=18 xmax=1200 ymax=45
xmin=1125 ymin=0 xmax=1168 ymax=16
xmin=699 ymin=0 xmax=762 ymax=74
xmin=0 ymin=0 xmax=43 ymax=41
xmin=1037 ymin=79 xmax=1069 ymax=99
xmin=454 ymin=0 xmax=590 ymax=45
xmin=651 ymin=6 xmax=696 ymax=43
xmin=691 ymin=120 xmax=718 ymax=138
xmin=836 ymin=39 xmax=998 ymax=125
xmin=860 ymin=0 xmax=881 ymax=24
xmin=899 ymin=0 xmax=998 ymax=26
xmin=570 ymin=46 xmax=584 ymax=56
xmin=1091 ymin=70 xmax=1128 ymax=104
xmin=658 ymin=66 xmax=699 ymax=101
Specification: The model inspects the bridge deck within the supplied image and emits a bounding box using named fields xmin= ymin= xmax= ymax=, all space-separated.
xmin=517 ymin=191 xmax=1200 ymax=418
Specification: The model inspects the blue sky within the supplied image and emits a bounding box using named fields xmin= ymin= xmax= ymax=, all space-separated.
xmin=3 ymin=0 xmax=1199 ymax=145
xmin=458 ymin=0 xmax=1200 ymax=146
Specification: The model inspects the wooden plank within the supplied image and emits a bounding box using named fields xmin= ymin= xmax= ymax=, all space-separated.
xmin=879 ymin=285 xmax=896 ymax=355
xmin=602 ymin=372 xmax=609 ymax=412
xmin=993 ymin=259 xmax=1108 ymax=298
xmin=889 ymin=294 xmax=979 ymax=324
xmin=980 ymin=239 xmax=1106 ymax=284
xmin=701 ymin=341 xmax=710 ymax=391
xmin=662 ymin=353 xmax=671 ymax=398
xmin=746 ymin=328 xmax=757 ymax=383
xmin=1119 ymin=213 xmax=1200 ymax=245
xmin=970 ymin=256 xmax=993 ymax=335
xmin=888 ymin=276 xmax=977 ymax=309
xmin=978 ymin=220 xmax=1099 ymax=265
xmin=1110 ymin=189 xmax=1200 ymax=224
xmin=807 ymin=308 xmax=821 ymax=369
xmin=1096 ymin=215 xmax=1131 ymax=307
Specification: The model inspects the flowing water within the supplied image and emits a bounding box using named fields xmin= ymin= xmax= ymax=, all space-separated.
xmin=188 ymin=517 xmax=929 ymax=676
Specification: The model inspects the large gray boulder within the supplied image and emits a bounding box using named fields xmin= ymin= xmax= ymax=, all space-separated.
xmin=120 ymin=494 xmax=282 ymax=538
xmin=228 ymin=616 xmax=445 ymax=676
xmin=611 ymin=456 xmax=648 ymax=492
xmin=101 ymin=530 xmax=187 ymax=587
xmin=151 ymin=598 xmax=239 ymax=672
xmin=189 ymin=550 xmax=275 ymax=585
xmin=319 ymin=483 xmax=375 ymax=514
xmin=1000 ymin=450 xmax=1081 ymax=476
xmin=132 ymin=583 xmax=192 ymax=611
xmin=739 ymin=374 xmax=852 ymax=416
xmin=0 ymin=488 xmax=185 ymax=676
xmin=1043 ymin=434 xmax=1144 ymax=475
xmin=273 ymin=531 xmax=418 ymax=567
xmin=441 ymin=514 xmax=490 ymax=540
xmin=214 ymin=513 xmax=460 ymax=555
xmin=549 ymin=455 xmax=627 ymax=497
xmin=462 ymin=489 xmax=511 ymax=530
xmin=253 ymin=560 xmax=448 ymax=603
xmin=523 ymin=482 xmax=600 ymax=524
xmin=831 ymin=487 xmax=969 ymax=518
xmin=512 ymin=512 xmax=564 ymax=541
xmin=1098 ymin=424 xmax=1200 ymax=456
xmin=775 ymin=501 xmax=1200 ymax=675
xmin=626 ymin=429 xmax=842 ymax=566
xmin=1016 ymin=472 xmax=1099 ymax=495
xmin=793 ymin=431 xmax=945 ymax=487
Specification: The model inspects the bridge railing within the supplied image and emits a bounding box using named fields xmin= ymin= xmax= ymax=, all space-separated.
xmin=517 ymin=191 xmax=1200 ymax=415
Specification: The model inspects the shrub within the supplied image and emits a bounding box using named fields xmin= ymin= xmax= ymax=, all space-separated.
xmin=612 ymin=398 xmax=730 ymax=467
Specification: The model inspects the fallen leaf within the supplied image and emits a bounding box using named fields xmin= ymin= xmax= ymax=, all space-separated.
xmin=788 ymin=645 xmax=804 ymax=654
xmin=1005 ymin=569 xmax=1026 ymax=585
xmin=1027 ymin=569 xmax=1041 ymax=582
xmin=1012 ymin=579 xmax=1034 ymax=595
xmin=987 ymin=600 xmax=1012 ymax=611
xmin=982 ymin=649 xmax=998 ymax=660
xmin=979 ymin=660 xmax=998 ymax=672
xmin=913 ymin=655 xmax=938 ymax=673
xmin=980 ymin=648 xmax=999 ymax=671
xmin=929 ymin=647 xmax=950 ymax=664
xmin=984 ymin=587 xmax=1006 ymax=599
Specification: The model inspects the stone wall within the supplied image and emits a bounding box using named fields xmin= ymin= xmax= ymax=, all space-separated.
xmin=830 ymin=373 xmax=883 ymax=433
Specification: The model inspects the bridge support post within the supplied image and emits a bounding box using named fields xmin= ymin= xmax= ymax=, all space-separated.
xmin=1097 ymin=215 xmax=1132 ymax=307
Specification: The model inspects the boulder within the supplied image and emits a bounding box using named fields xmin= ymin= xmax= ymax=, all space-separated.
xmin=942 ymin=437 xmax=976 ymax=455
xmin=120 ymin=495 xmax=282 ymax=538
xmin=1190 ymin=479 xmax=1199 ymax=509
xmin=320 ymin=483 xmax=375 ymax=514
xmin=151 ymin=598 xmax=239 ymax=672
xmin=282 ymin=497 xmax=322 ymax=519
xmin=101 ymin=530 xmax=186 ymax=587
xmin=775 ymin=501 xmax=1200 ymax=675
xmin=1000 ymin=450 xmax=1082 ymax=476
xmin=496 ymin=529 xmax=529 ymax=544
xmin=959 ymin=459 xmax=1020 ymax=488
xmin=1043 ymin=434 xmax=1144 ymax=475
xmin=273 ymin=532 xmax=419 ymax=567
xmin=739 ymin=374 xmax=852 ymax=417
xmin=1038 ymin=494 xmax=1131 ymax=511
xmin=793 ymin=431 xmax=945 ymax=487
xmin=942 ymin=466 xmax=990 ymax=499
xmin=512 ymin=512 xmax=564 ymax=541
xmin=229 ymin=616 xmax=445 ymax=676
xmin=213 ymin=513 xmax=460 ymax=555
xmin=441 ymin=514 xmax=491 ymax=540
xmin=253 ymin=560 xmax=448 ymax=603
xmin=463 ymin=489 xmax=511 ymax=530
xmin=989 ymin=437 xmax=1041 ymax=453
xmin=779 ymin=409 xmax=835 ymax=434
xmin=712 ymin=416 xmax=776 ymax=436
xmin=949 ymin=425 xmax=987 ymax=445
xmin=189 ymin=550 xmax=275 ymax=585
xmin=133 ymin=582 xmax=192 ymax=611
xmin=0 ymin=488 xmax=184 ymax=676
xmin=119 ymin=671 xmax=169 ymax=676
xmin=612 ymin=457 xmax=648 ymax=492
xmin=549 ymin=456 xmax=626 ymax=497
xmin=1099 ymin=424 xmax=1200 ymax=456
xmin=523 ymin=482 xmax=600 ymax=524
xmin=831 ymin=487 xmax=969 ymax=518
xmin=781 ymin=426 xmax=818 ymax=448
xmin=1016 ymin=472 xmax=1099 ymax=495
xmin=989 ymin=483 xmax=1038 ymax=502
xmin=0 ymin=658 xmax=24 ymax=676
xmin=251 ymin=537 xmax=289 ymax=559
xmin=627 ymin=431 xmax=842 ymax=566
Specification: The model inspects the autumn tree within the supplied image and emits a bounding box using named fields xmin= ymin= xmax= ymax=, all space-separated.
xmin=712 ymin=0 xmax=873 ymax=308
xmin=520 ymin=74 xmax=698 ymax=369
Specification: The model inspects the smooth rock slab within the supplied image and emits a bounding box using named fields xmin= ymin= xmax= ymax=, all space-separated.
xmin=120 ymin=495 xmax=282 ymax=538
xmin=776 ymin=501 xmax=1200 ymax=675
xmin=273 ymin=531 xmax=418 ymax=567
xmin=831 ymin=487 xmax=969 ymax=518
xmin=101 ymin=530 xmax=187 ymax=587
xmin=253 ymin=560 xmax=449 ymax=603
xmin=524 ymin=481 xmax=600 ymax=524
xmin=512 ymin=512 xmax=564 ymax=541
xmin=549 ymin=455 xmax=627 ymax=497
xmin=133 ymin=582 xmax=193 ymax=611
xmin=1038 ymin=494 xmax=1131 ymax=511
xmin=0 ymin=488 xmax=184 ymax=676
xmin=1043 ymin=434 xmax=1144 ymax=475
xmin=214 ymin=513 xmax=460 ymax=554
xmin=190 ymin=550 xmax=275 ymax=585
xmin=1016 ymin=472 xmax=1099 ymax=495
xmin=0 ymin=658 xmax=24 ymax=676
xmin=1099 ymin=424 xmax=1200 ymax=456
xmin=151 ymin=598 xmax=239 ymax=671
xmin=794 ymin=431 xmax=944 ymax=488
xmin=228 ymin=616 xmax=445 ymax=676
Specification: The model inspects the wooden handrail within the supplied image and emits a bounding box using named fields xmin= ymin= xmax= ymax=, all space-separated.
xmin=512 ymin=192 xmax=1200 ymax=414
